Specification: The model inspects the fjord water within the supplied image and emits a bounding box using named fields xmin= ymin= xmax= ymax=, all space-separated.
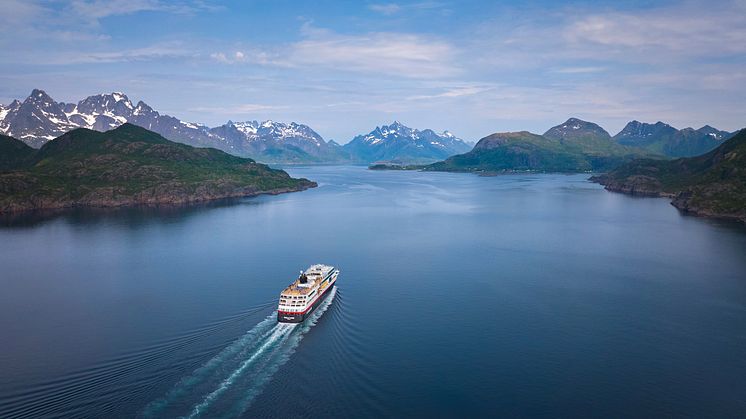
xmin=1 ymin=167 xmax=745 ymax=417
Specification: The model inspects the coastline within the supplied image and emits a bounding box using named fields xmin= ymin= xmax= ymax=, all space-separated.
xmin=0 ymin=181 xmax=317 ymax=214
xmin=589 ymin=175 xmax=745 ymax=224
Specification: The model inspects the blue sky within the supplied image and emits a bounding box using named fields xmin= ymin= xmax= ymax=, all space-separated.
xmin=1 ymin=0 xmax=744 ymax=142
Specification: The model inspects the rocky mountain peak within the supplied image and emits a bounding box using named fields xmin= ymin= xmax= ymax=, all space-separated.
xmin=613 ymin=119 xmax=731 ymax=156
xmin=27 ymin=89 xmax=54 ymax=103
xmin=133 ymin=101 xmax=154 ymax=114
xmin=346 ymin=121 xmax=471 ymax=163
xmin=1 ymin=89 xmax=467 ymax=164
xmin=75 ymin=92 xmax=134 ymax=116
xmin=617 ymin=120 xmax=675 ymax=137
xmin=544 ymin=117 xmax=611 ymax=140
xmin=374 ymin=121 xmax=416 ymax=139
xmin=696 ymin=125 xmax=729 ymax=139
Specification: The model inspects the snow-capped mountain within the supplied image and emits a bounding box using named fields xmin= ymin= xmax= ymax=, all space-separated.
xmin=0 ymin=91 xmax=469 ymax=164
xmin=0 ymin=89 xmax=220 ymax=149
xmin=208 ymin=120 xmax=347 ymax=162
xmin=343 ymin=121 xmax=472 ymax=163
xmin=0 ymin=90 xmax=78 ymax=147
xmin=613 ymin=120 xmax=732 ymax=157
xmin=0 ymin=89 xmax=342 ymax=162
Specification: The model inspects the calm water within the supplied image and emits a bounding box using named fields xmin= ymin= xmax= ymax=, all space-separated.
xmin=1 ymin=166 xmax=745 ymax=418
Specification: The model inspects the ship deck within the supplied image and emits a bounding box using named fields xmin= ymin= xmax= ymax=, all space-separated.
xmin=281 ymin=283 xmax=318 ymax=296
xmin=281 ymin=265 xmax=335 ymax=296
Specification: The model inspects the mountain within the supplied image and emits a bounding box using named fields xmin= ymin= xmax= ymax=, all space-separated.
xmin=0 ymin=89 xmax=341 ymax=163
xmin=613 ymin=120 xmax=731 ymax=157
xmin=0 ymin=90 xmax=78 ymax=147
xmin=592 ymin=128 xmax=746 ymax=222
xmin=208 ymin=120 xmax=348 ymax=163
xmin=0 ymin=89 xmax=223 ymax=149
xmin=427 ymin=131 xmax=590 ymax=172
xmin=542 ymin=117 xmax=649 ymax=158
xmin=543 ymin=117 xmax=611 ymax=142
xmin=0 ymin=124 xmax=315 ymax=213
xmin=0 ymin=134 xmax=36 ymax=171
xmin=427 ymin=118 xmax=652 ymax=173
xmin=343 ymin=121 xmax=472 ymax=164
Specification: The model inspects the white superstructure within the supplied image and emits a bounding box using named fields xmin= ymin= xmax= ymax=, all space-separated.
xmin=277 ymin=264 xmax=339 ymax=323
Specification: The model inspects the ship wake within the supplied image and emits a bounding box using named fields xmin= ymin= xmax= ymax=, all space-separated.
xmin=142 ymin=287 xmax=336 ymax=418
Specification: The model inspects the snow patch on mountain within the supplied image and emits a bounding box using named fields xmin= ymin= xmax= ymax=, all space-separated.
xmin=344 ymin=121 xmax=472 ymax=163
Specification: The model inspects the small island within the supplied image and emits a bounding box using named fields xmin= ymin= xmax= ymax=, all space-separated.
xmin=0 ymin=124 xmax=316 ymax=213
xmin=368 ymin=163 xmax=425 ymax=171
xmin=591 ymin=129 xmax=745 ymax=223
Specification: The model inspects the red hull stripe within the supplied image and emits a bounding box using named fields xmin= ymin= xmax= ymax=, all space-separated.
xmin=277 ymin=278 xmax=336 ymax=316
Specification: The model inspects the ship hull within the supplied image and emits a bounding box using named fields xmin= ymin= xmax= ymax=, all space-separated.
xmin=277 ymin=282 xmax=336 ymax=323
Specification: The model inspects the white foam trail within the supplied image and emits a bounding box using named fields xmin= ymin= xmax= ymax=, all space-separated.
xmin=142 ymin=315 xmax=278 ymax=417
xmin=144 ymin=287 xmax=337 ymax=419
xmin=229 ymin=287 xmax=337 ymax=417
xmin=186 ymin=323 xmax=296 ymax=418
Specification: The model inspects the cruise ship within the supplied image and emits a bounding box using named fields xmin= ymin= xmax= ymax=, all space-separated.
xmin=277 ymin=264 xmax=339 ymax=323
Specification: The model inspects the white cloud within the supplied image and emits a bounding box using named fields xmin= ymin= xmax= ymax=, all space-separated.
xmin=210 ymin=51 xmax=248 ymax=64
xmin=552 ymin=66 xmax=606 ymax=74
xmin=0 ymin=0 xmax=220 ymax=41
xmin=188 ymin=104 xmax=289 ymax=114
xmin=52 ymin=42 xmax=196 ymax=64
xmin=563 ymin=2 xmax=746 ymax=59
xmin=69 ymin=0 xmax=165 ymax=19
xmin=368 ymin=2 xmax=445 ymax=15
xmin=406 ymin=85 xmax=495 ymax=101
xmin=69 ymin=0 xmax=220 ymax=19
xmin=368 ymin=3 xmax=401 ymax=15
xmin=247 ymin=25 xmax=458 ymax=78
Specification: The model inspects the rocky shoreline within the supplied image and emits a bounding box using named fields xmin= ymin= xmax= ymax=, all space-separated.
xmin=0 ymin=124 xmax=319 ymax=214
xmin=590 ymin=174 xmax=745 ymax=223
xmin=0 ymin=180 xmax=316 ymax=214
xmin=589 ymin=174 xmax=675 ymax=198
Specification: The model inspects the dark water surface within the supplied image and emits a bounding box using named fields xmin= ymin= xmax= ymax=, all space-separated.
xmin=1 ymin=166 xmax=745 ymax=417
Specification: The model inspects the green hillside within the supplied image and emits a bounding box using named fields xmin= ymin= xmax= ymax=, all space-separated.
xmin=592 ymin=129 xmax=746 ymax=222
xmin=426 ymin=129 xmax=651 ymax=173
xmin=0 ymin=124 xmax=316 ymax=212
xmin=0 ymin=134 xmax=36 ymax=171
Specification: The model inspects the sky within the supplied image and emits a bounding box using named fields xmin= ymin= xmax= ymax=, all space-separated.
xmin=0 ymin=0 xmax=744 ymax=143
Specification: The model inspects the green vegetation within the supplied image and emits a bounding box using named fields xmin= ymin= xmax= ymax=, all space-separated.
xmin=593 ymin=129 xmax=746 ymax=222
xmin=368 ymin=163 xmax=425 ymax=170
xmin=425 ymin=131 xmax=652 ymax=173
xmin=0 ymin=134 xmax=36 ymax=171
xmin=0 ymin=124 xmax=316 ymax=212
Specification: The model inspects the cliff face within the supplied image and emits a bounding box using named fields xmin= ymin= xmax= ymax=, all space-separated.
xmin=0 ymin=124 xmax=316 ymax=213
xmin=591 ymin=129 xmax=746 ymax=223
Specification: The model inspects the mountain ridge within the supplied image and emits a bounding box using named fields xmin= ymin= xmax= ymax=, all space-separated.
xmin=426 ymin=118 xmax=654 ymax=173
xmin=613 ymin=120 xmax=731 ymax=157
xmin=0 ymin=90 xmax=472 ymax=164
xmin=0 ymin=90 xmax=344 ymax=163
xmin=343 ymin=121 xmax=472 ymax=164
